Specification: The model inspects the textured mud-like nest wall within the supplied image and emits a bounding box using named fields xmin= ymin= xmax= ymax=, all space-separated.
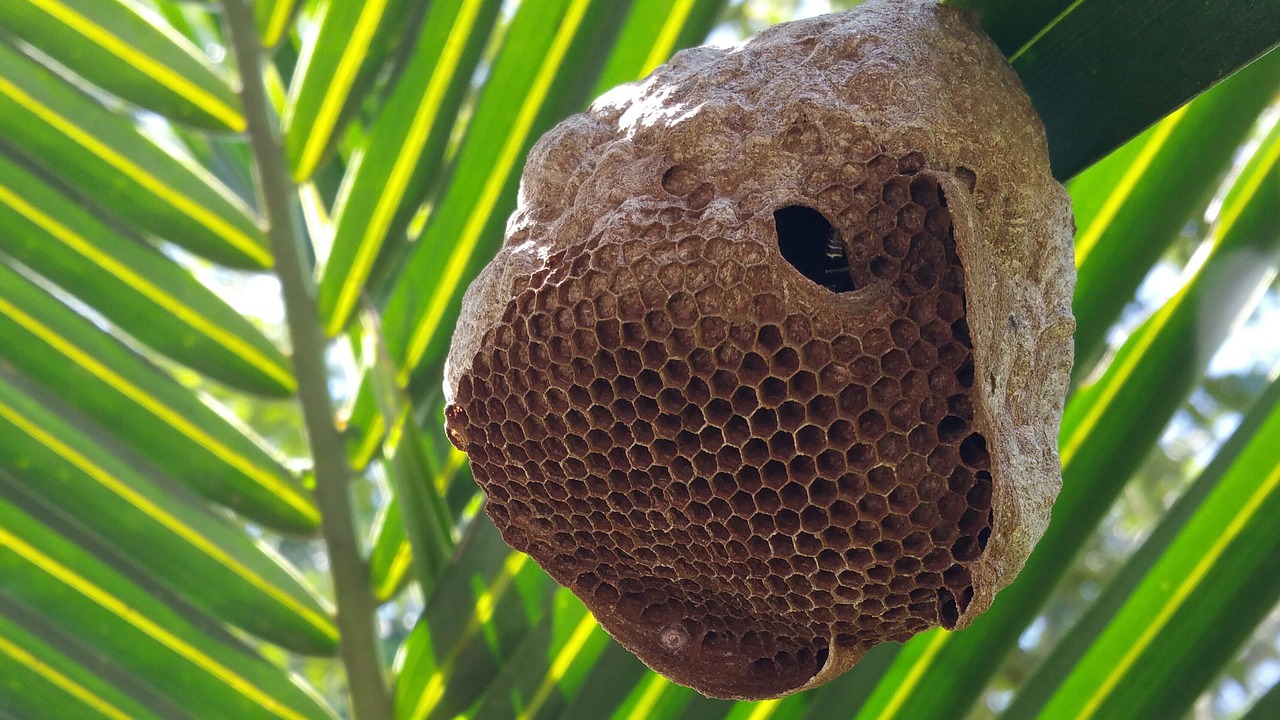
xmin=444 ymin=0 xmax=1075 ymax=700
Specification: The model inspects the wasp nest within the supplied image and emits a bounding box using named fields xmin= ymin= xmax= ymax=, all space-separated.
xmin=444 ymin=0 xmax=1074 ymax=700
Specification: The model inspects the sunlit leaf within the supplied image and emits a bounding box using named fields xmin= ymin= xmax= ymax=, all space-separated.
xmin=0 ymin=0 xmax=243 ymax=130
xmin=0 ymin=150 xmax=294 ymax=396
xmin=1069 ymin=47 xmax=1280 ymax=379
xmin=0 ymin=39 xmax=270 ymax=269
xmin=394 ymin=519 xmax=558 ymax=720
xmin=0 ymin=494 xmax=336 ymax=720
xmin=369 ymin=449 xmax=470 ymax=603
xmin=592 ymin=0 xmax=729 ymax=95
xmin=1005 ymin=370 xmax=1280 ymax=718
xmin=468 ymin=590 xmax=609 ymax=720
xmin=316 ymin=0 xmax=504 ymax=336
xmin=1038 ymin=361 xmax=1280 ymax=718
xmin=0 ymin=373 xmax=337 ymax=655
xmin=282 ymin=0 xmax=417 ymax=181
xmin=362 ymin=311 xmax=455 ymax=594
xmin=0 ymin=261 xmax=318 ymax=533
xmin=255 ymin=0 xmax=299 ymax=48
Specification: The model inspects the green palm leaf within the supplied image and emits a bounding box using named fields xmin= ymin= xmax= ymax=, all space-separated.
xmin=954 ymin=0 xmax=1280 ymax=176
xmin=315 ymin=0 xmax=504 ymax=336
xmin=0 ymin=607 xmax=168 ymax=720
xmin=0 ymin=373 xmax=336 ymax=654
xmin=1005 ymin=372 xmax=1280 ymax=718
xmin=282 ymin=0 xmax=417 ymax=181
xmin=0 ymin=0 xmax=244 ymax=130
xmin=0 ymin=40 xmax=269 ymax=269
xmin=1038 ymin=363 xmax=1280 ymax=719
xmin=394 ymin=520 xmax=558 ymax=720
xmin=1069 ymin=48 xmax=1280 ymax=380
xmin=0 ymin=261 xmax=318 ymax=533
xmin=0 ymin=151 xmax=294 ymax=396
xmin=254 ymin=0 xmax=298 ymax=48
xmin=0 ymin=494 xmax=335 ymax=720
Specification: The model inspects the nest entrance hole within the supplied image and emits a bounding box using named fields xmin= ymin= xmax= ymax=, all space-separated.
xmin=774 ymin=206 xmax=855 ymax=293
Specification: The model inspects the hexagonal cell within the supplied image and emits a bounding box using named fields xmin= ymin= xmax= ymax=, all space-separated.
xmin=761 ymin=459 xmax=788 ymax=488
xmin=775 ymin=509 xmax=802 ymax=535
xmin=870 ymin=377 xmax=899 ymax=405
xmin=739 ymin=352 xmax=770 ymax=384
xmin=772 ymin=347 xmax=801 ymax=377
xmin=876 ymin=432 xmax=909 ymax=462
xmin=858 ymin=494 xmax=890 ymax=520
xmin=846 ymin=443 xmax=876 ymax=472
xmin=760 ymin=377 xmax=788 ymax=407
xmin=769 ymin=431 xmax=797 ymax=459
xmin=881 ymin=177 xmax=910 ymax=208
xmin=857 ymin=409 xmax=887 ymax=439
xmin=793 ymin=425 xmax=824 ymax=455
xmin=788 ymin=454 xmax=817 ymax=483
xmin=802 ymin=339 xmax=832 ymax=367
xmin=777 ymin=401 xmax=807 ymax=432
xmin=755 ymin=487 xmax=782 ymax=513
xmin=800 ymin=506 xmax=828 ymax=533
xmin=789 ymin=371 xmax=819 ymax=401
xmin=881 ymin=349 xmax=911 ymax=378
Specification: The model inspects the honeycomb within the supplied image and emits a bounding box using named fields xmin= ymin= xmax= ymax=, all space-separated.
xmin=445 ymin=0 xmax=1074 ymax=700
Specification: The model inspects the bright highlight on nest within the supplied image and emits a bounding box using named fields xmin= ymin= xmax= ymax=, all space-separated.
xmin=445 ymin=0 xmax=1075 ymax=700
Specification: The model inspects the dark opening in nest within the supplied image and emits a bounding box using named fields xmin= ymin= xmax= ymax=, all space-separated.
xmin=774 ymin=205 xmax=855 ymax=293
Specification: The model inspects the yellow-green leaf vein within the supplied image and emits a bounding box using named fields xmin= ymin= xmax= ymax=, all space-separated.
xmin=1073 ymin=106 xmax=1187 ymax=266
xmin=869 ymin=629 xmax=950 ymax=720
xmin=516 ymin=612 xmax=600 ymax=720
xmin=261 ymin=0 xmax=298 ymax=47
xmin=287 ymin=0 xmax=392 ymax=181
xmin=1073 ymin=459 xmax=1280 ymax=718
xmin=0 ymin=631 xmax=133 ymax=720
xmin=406 ymin=552 xmax=530 ymax=720
xmin=17 ymin=0 xmax=244 ymax=130
xmin=399 ymin=0 xmax=594 ymax=381
xmin=322 ymin=0 xmax=488 ymax=335
xmin=640 ymin=0 xmax=696 ymax=76
xmin=0 ymin=74 xmax=270 ymax=267
xmin=0 ymin=180 xmax=294 ymax=392
xmin=0 ymin=525 xmax=313 ymax=720
xmin=0 ymin=396 xmax=335 ymax=642
xmin=374 ymin=448 xmax=467 ymax=600
xmin=0 ymin=294 xmax=317 ymax=524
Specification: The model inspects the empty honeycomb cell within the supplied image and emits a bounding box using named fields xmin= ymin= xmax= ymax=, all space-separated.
xmin=445 ymin=0 xmax=1073 ymax=701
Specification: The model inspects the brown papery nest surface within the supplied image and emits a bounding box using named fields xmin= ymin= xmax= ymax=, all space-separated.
xmin=444 ymin=0 xmax=1075 ymax=700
